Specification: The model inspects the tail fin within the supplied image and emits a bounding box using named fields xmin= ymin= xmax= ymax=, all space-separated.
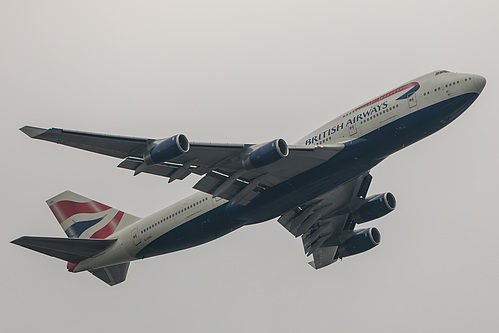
xmin=47 ymin=191 xmax=140 ymax=239
xmin=11 ymin=191 xmax=137 ymax=286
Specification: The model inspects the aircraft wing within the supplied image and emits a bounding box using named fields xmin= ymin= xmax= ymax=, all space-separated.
xmin=278 ymin=173 xmax=373 ymax=269
xmin=21 ymin=126 xmax=344 ymax=205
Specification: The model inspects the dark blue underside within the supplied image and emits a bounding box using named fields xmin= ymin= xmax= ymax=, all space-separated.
xmin=136 ymin=204 xmax=238 ymax=258
xmin=136 ymin=93 xmax=478 ymax=259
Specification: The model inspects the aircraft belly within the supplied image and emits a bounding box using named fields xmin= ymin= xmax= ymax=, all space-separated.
xmin=135 ymin=205 xmax=243 ymax=259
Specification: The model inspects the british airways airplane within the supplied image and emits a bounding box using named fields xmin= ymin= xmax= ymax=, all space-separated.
xmin=12 ymin=70 xmax=485 ymax=285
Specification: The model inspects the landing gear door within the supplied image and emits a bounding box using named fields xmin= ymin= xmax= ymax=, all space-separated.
xmin=408 ymin=93 xmax=417 ymax=108
xmin=131 ymin=228 xmax=141 ymax=246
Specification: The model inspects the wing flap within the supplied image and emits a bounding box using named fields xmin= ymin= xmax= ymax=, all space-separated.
xmin=118 ymin=157 xmax=182 ymax=178
xmin=308 ymin=246 xmax=338 ymax=269
xmin=11 ymin=236 xmax=116 ymax=263
xmin=301 ymin=214 xmax=349 ymax=255
xmin=193 ymin=171 xmax=262 ymax=205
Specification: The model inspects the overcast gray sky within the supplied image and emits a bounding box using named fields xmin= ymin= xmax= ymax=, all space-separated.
xmin=2 ymin=1 xmax=498 ymax=332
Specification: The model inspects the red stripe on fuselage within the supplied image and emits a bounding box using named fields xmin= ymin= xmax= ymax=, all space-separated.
xmin=49 ymin=201 xmax=112 ymax=223
xmin=90 ymin=211 xmax=124 ymax=239
xmin=353 ymin=82 xmax=419 ymax=112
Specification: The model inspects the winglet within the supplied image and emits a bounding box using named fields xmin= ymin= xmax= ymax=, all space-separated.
xmin=20 ymin=126 xmax=48 ymax=138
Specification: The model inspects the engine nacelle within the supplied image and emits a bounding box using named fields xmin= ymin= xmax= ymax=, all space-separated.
xmin=144 ymin=134 xmax=189 ymax=165
xmin=353 ymin=192 xmax=396 ymax=224
xmin=336 ymin=227 xmax=381 ymax=259
xmin=242 ymin=138 xmax=289 ymax=169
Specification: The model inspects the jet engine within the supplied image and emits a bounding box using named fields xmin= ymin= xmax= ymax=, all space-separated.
xmin=242 ymin=138 xmax=289 ymax=169
xmin=353 ymin=192 xmax=396 ymax=223
xmin=144 ymin=134 xmax=190 ymax=165
xmin=336 ymin=227 xmax=380 ymax=259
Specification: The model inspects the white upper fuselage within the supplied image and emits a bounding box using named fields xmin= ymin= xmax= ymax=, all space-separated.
xmin=297 ymin=71 xmax=484 ymax=145
xmin=73 ymin=192 xmax=226 ymax=271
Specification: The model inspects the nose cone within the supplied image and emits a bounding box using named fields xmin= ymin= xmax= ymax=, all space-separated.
xmin=473 ymin=75 xmax=486 ymax=93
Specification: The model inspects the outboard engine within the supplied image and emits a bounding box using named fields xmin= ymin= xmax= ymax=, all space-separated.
xmin=143 ymin=134 xmax=190 ymax=165
xmin=353 ymin=192 xmax=396 ymax=223
xmin=336 ymin=227 xmax=381 ymax=259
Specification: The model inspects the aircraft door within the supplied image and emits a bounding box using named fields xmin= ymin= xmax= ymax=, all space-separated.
xmin=408 ymin=93 xmax=417 ymax=108
xmin=348 ymin=122 xmax=358 ymax=136
xmin=131 ymin=228 xmax=141 ymax=246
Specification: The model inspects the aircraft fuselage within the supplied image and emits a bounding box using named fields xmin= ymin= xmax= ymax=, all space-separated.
xmin=38 ymin=71 xmax=487 ymax=273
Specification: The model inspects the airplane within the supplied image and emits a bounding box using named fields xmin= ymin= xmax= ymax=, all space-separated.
xmin=11 ymin=70 xmax=486 ymax=286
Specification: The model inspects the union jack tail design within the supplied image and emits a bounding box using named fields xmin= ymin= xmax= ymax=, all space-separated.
xmin=47 ymin=191 xmax=140 ymax=239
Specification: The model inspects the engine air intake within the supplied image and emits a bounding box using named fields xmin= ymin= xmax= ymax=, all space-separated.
xmin=353 ymin=192 xmax=396 ymax=224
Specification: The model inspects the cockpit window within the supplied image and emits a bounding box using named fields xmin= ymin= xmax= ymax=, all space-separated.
xmin=435 ymin=70 xmax=450 ymax=76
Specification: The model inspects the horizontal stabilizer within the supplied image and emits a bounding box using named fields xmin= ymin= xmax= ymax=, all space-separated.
xmin=11 ymin=236 xmax=116 ymax=263
xmin=90 ymin=262 xmax=130 ymax=286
